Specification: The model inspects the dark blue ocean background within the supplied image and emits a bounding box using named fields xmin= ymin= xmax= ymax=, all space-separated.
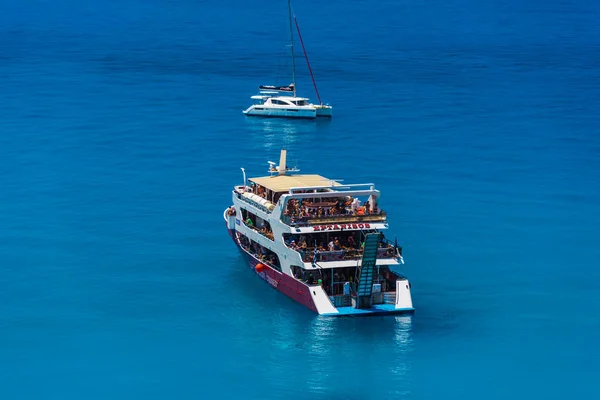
xmin=1 ymin=0 xmax=599 ymax=398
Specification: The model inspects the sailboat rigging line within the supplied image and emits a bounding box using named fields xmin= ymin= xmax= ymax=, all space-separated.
xmin=287 ymin=0 xmax=297 ymax=97
xmin=292 ymin=13 xmax=322 ymax=105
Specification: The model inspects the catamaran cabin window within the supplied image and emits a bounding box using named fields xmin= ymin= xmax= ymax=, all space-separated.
xmin=293 ymin=100 xmax=307 ymax=106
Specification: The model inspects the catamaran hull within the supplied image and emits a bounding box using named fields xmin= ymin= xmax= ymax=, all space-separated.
xmin=225 ymin=221 xmax=415 ymax=316
xmin=315 ymin=105 xmax=333 ymax=118
xmin=243 ymin=106 xmax=316 ymax=119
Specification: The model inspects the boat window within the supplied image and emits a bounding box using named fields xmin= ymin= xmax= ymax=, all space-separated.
xmin=237 ymin=233 xmax=281 ymax=271
xmin=291 ymin=265 xmax=336 ymax=288
xmin=293 ymin=100 xmax=307 ymax=106
xmin=240 ymin=208 xmax=274 ymax=241
xmin=296 ymin=265 xmax=398 ymax=297
xmin=271 ymin=99 xmax=292 ymax=106
xmin=282 ymin=230 xmax=397 ymax=262
xmin=290 ymin=265 xmax=319 ymax=285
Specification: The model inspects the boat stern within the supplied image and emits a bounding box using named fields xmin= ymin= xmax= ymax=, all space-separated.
xmin=314 ymin=104 xmax=333 ymax=118
xmin=317 ymin=278 xmax=414 ymax=317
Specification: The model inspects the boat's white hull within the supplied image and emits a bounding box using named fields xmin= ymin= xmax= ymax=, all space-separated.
xmin=243 ymin=104 xmax=316 ymax=119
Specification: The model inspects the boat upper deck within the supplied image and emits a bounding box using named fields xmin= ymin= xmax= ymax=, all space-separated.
xmin=233 ymin=150 xmax=387 ymax=227
xmin=235 ymin=176 xmax=386 ymax=227
xmin=249 ymin=174 xmax=340 ymax=193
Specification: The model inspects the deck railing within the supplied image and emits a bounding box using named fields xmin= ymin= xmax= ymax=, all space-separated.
xmin=238 ymin=241 xmax=281 ymax=272
xmin=299 ymin=245 xmax=398 ymax=263
xmin=242 ymin=220 xmax=274 ymax=241
xmin=281 ymin=211 xmax=386 ymax=227
xmin=235 ymin=189 xmax=276 ymax=214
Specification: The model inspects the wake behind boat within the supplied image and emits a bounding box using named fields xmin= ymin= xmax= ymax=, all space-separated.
xmin=224 ymin=150 xmax=414 ymax=316
xmin=242 ymin=1 xmax=333 ymax=119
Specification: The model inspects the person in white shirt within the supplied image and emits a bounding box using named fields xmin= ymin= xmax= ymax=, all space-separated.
xmin=328 ymin=240 xmax=335 ymax=251
xmin=351 ymin=197 xmax=360 ymax=214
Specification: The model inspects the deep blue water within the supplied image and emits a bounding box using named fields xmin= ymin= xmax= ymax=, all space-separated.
xmin=1 ymin=0 xmax=600 ymax=398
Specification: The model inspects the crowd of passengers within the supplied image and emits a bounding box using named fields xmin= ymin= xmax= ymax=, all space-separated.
xmin=284 ymin=232 xmax=397 ymax=260
xmin=245 ymin=216 xmax=274 ymax=240
xmin=244 ymin=182 xmax=382 ymax=221
xmin=291 ymin=265 xmax=397 ymax=295
xmin=284 ymin=196 xmax=380 ymax=220
xmin=234 ymin=207 xmax=275 ymax=240
xmin=238 ymin=229 xmax=397 ymax=295
xmin=238 ymin=233 xmax=281 ymax=270
xmin=248 ymin=183 xmax=281 ymax=204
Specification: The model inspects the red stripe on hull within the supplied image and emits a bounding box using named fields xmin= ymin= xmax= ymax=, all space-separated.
xmin=226 ymin=225 xmax=319 ymax=314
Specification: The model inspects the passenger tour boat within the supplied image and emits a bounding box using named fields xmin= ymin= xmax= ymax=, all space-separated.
xmin=224 ymin=150 xmax=414 ymax=316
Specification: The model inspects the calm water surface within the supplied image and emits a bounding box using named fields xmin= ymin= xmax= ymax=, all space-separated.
xmin=1 ymin=0 xmax=599 ymax=398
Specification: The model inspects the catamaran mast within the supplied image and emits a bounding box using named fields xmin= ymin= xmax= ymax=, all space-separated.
xmin=293 ymin=13 xmax=322 ymax=105
xmin=288 ymin=0 xmax=297 ymax=97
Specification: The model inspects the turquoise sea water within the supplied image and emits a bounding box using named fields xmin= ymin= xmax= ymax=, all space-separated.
xmin=1 ymin=0 xmax=599 ymax=398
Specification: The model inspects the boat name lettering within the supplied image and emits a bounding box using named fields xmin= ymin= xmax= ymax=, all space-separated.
xmin=259 ymin=271 xmax=279 ymax=288
xmin=313 ymin=223 xmax=370 ymax=231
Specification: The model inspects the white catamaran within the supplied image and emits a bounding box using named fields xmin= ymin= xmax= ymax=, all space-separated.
xmin=243 ymin=0 xmax=333 ymax=119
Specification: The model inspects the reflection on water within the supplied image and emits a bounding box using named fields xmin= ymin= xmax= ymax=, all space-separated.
xmin=302 ymin=314 xmax=415 ymax=397
xmin=244 ymin=117 xmax=332 ymax=151
xmin=306 ymin=314 xmax=414 ymax=350
xmin=390 ymin=314 xmax=414 ymax=394
xmin=393 ymin=315 xmax=414 ymax=352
